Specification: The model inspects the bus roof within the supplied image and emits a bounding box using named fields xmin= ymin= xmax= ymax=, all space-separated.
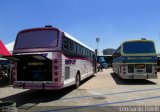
xmin=97 ymin=55 xmax=112 ymax=56
xmin=112 ymin=39 xmax=156 ymax=56
xmin=64 ymin=32 xmax=94 ymax=52
xmin=16 ymin=27 xmax=94 ymax=52
xmin=122 ymin=39 xmax=154 ymax=45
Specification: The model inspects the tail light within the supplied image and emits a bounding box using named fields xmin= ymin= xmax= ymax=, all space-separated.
xmin=54 ymin=65 xmax=58 ymax=70
xmin=53 ymin=59 xmax=59 ymax=82
xmin=54 ymin=59 xmax=58 ymax=64
xmin=54 ymin=72 xmax=58 ymax=76
xmin=54 ymin=78 xmax=58 ymax=82
xmin=122 ymin=65 xmax=126 ymax=70
xmin=128 ymin=64 xmax=134 ymax=73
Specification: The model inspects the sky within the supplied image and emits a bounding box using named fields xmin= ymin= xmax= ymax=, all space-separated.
xmin=0 ymin=0 xmax=160 ymax=53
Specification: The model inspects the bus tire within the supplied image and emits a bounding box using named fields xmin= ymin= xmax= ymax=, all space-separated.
xmin=75 ymin=73 xmax=80 ymax=89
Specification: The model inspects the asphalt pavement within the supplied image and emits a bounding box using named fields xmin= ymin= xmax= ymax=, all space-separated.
xmin=0 ymin=68 xmax=160 ymax=112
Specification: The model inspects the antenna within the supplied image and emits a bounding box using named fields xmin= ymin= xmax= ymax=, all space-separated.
xmin=45 ymin=25 xmax=52 ymax=27
xmin=141 ymin=38 xmax=146 ymax=40
xmin=96 ymin=38 xmax=100 ymax=56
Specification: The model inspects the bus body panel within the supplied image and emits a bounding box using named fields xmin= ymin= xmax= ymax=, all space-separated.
xmin=62 ymin=54 xmax=94 ymax=88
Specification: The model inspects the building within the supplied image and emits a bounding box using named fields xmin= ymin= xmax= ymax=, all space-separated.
xmin=103 ymin=48 xmax=115 ymax=55
xmin=5 ymin=42 xmax=15 ymax=54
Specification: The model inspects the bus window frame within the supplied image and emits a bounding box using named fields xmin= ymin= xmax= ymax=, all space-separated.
xmin=14 ymin=28 xmax=59 ymax=50
xmin=112 ymin=46 xmax=121 ymax=59
xmin=121 ymin=40 xmax=157 ymax=56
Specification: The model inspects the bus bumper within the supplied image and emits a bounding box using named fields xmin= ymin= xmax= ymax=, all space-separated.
xmin=13 ymin=82 xmax=64 ymax=90
xmin=147 ymin=74 xmax=158 ymax=79
xmin=121 ymin=74 xmax=158 ymax=79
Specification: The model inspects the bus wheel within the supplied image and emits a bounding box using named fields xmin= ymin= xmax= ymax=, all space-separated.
xmin=75 ymin=73 xmax=80 ymax=89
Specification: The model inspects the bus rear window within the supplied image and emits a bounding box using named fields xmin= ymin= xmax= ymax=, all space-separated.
xmin=123 ymin=42 xmax=156 ymax=54
xmin=15 ymin=30 xmax=58 ymax=49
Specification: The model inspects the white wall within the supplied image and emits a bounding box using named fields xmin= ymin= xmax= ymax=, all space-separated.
xmin=5 ymin=42 xmax=15 ymax=54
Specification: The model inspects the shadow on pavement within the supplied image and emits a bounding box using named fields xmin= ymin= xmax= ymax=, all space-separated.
xmin=0 ymin=87 xmax=74 ymax=107
xmin=0 ymin=81 xmax=9 ymax=87
xmin=110 ymin=73 xmax=157 ymax=85
xmin=0 ymin=75 xmax=93 ymax=108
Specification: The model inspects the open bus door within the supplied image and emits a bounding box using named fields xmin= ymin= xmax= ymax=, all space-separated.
xmin=4 ymin=54 xmax=53 ymax=82
xmin=4 ymin=54 xmax=51 ymax=62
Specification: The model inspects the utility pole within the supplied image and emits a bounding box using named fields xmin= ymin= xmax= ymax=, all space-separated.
xmin=96 ymin=38 xmax=100 ymax=56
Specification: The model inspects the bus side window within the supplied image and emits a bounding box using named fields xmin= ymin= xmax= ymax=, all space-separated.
xmin=63 ymin=36 xmax=68 ymax=51
xmin=73 ymin=42 xmax=77 ymax=55
xmin=88 ymin=50 xmax=90 ymax=58
xmin=86 ymin=49 xmax=88 ymax=57
xmin=80 ymin=45 xmax=82 ymax=55
xmin=80 ymin=46 xmax=83 ymax=55
xmin=117 ymin=47 xmax=121 ymax=57
xmin=113 ymin=47 xmax=121 ymax=59
xmin=68 ymin=39 xmax=74 ymax=53
xmin=83 ymin=47 xmax=85 ymax=56
xmin=77 ymin=44 xmax=81 ymax=55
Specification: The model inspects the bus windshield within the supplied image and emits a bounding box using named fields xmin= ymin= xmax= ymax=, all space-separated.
xmin=15 ymin=30 xmax=58 ymax=49
xmin=123 ymin=41 xmax=156 ymax=54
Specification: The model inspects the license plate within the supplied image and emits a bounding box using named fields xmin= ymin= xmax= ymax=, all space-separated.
xmin=135 ymin=64 xmax=145 ymax=69
xmin=137 ymin=70 xmax=143 ymax=72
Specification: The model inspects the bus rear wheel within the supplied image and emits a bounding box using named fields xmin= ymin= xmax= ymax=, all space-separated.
xmin=75 ymin=73 xmax=80 ymax=89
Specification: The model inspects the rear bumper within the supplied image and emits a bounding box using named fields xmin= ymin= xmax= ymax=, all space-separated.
xmin=157 ymin=66 xmax=160 ymax=71
xmin=120 ymin=74 xmax=158 ymax=79
xmin=13 ymin=82 xmax=64 ymax=90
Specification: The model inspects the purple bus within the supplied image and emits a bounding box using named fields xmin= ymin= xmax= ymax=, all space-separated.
xmin=7 ymin=26 xmax=95 ymax=90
